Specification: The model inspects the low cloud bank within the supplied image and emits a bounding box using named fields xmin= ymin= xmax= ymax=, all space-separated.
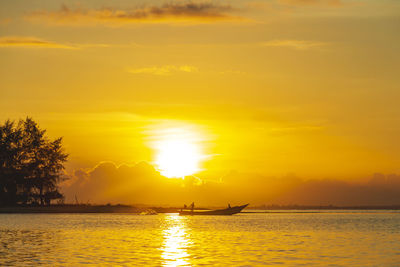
xmin=61 ymin=162 xmax=400 ymax=206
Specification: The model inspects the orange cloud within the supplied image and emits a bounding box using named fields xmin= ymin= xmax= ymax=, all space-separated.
xmin=0 ymin=18 xmax=11 ymax=25
xmin=0 ymin=36 xmax=110 ymax=49
xmin=261 ymin=40 xmax=328 ymax=50
xmin=0 ymin=36 xmax=76 ymax=49
xmin=61 ymin=161 xmax=400 ymax=206
xmin=26 ymin=2 xmax=242 ymax=26
xmin=61 ymin=161 xmax=205 ymax=205
xmin=278 ymin=0 xmax=343 ymax=7
xmin=128 ymin=65 xmax=198 ymax=76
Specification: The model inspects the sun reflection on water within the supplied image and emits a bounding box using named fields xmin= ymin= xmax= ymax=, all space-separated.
xmin=161 ymin=214 xmax=191 ymax=267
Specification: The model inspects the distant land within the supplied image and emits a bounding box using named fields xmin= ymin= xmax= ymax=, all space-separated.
xmin=1 ymin=204 xmax=400 ymax=214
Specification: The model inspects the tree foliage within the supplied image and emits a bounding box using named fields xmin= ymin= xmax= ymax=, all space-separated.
xmin=0 ymin=118 xmax=68 ymax=206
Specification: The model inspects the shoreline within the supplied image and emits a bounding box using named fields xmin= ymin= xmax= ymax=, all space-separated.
xmin=1 ymin=204 xmax=400 ymax=214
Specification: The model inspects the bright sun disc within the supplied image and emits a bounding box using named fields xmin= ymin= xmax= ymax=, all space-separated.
xmin=154 ymin=128 xmax=203 ymax=178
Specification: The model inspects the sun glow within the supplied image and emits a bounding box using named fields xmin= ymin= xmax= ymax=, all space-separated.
xmin=153 ymin=127 xmax=204 ymax=178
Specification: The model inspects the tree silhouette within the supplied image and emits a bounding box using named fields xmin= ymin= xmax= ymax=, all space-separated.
xmin=0 ymin=118 xmax=68 ymax=206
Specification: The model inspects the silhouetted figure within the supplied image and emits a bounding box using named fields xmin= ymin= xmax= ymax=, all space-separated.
xmin=181 ymin=204 xmax=187 ymax=212
xmin=228 ymin=203 xmax=231 ymax=209
xmin=190 ymin=202 xmax=194 ymax=212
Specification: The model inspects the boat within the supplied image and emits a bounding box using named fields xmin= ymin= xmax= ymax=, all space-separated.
xmin=139 ymin=209 xmax=158 ymax=215
xmin=179 ymin=204 xmax=249 ymax=216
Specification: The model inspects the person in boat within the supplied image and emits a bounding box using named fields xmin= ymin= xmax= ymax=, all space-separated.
xmin=190 ymin=202 xmax=194 ymax=212
xmin=228 ymin=203 xmax=231 ymax=209
xmin=180 ymin=204 xmax=187 ymax=212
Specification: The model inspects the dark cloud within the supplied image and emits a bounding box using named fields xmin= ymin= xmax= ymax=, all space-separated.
xmin=278 ymin=175 xmax=400 ymax=206
xmin=27 ymin=2 xmax=241 ymax=26
xmin=142 ymin=2 xmax=234 ymax=18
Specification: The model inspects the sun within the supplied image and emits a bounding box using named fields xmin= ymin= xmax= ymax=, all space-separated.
xmin=153 ymin=128 xmax=204 ymax=178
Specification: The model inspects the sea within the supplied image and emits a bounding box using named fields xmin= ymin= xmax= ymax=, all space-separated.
xmin=1 ymin=211 xmax=399 ymax=266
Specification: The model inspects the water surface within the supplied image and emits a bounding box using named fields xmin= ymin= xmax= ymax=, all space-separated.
xmin=1 ymin=211 xmax=399 ymax=266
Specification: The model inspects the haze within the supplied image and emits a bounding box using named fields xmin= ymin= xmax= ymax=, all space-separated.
xmin=1 ymin=0 xmax=400 ymax=205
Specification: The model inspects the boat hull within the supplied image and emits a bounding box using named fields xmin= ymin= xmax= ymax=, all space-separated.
xmin=179 ymin=204 xmax=248 ymax=216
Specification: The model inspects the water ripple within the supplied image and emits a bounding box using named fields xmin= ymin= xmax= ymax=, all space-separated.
xmin=0 ymin=212 xmax=400 ymax=266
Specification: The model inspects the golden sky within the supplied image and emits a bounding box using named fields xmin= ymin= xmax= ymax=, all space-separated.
xmin=1 ymin=0 xmax=400 ymax=204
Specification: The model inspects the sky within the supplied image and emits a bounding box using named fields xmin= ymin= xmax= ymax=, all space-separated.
xmin=1 ymin=0 xmax=400 ymax=205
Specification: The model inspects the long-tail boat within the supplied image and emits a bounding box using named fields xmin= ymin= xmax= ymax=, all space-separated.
xmin=179 ymin=204 xmax=248 ymax=216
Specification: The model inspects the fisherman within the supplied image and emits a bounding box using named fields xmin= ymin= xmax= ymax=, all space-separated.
xmin=228 ymin=203 xmax=231 ymax=209
xmin=180 ymin=204 xmax=186 ymax=212
xmin=190 ymin=202 xmax=194 ymax=212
